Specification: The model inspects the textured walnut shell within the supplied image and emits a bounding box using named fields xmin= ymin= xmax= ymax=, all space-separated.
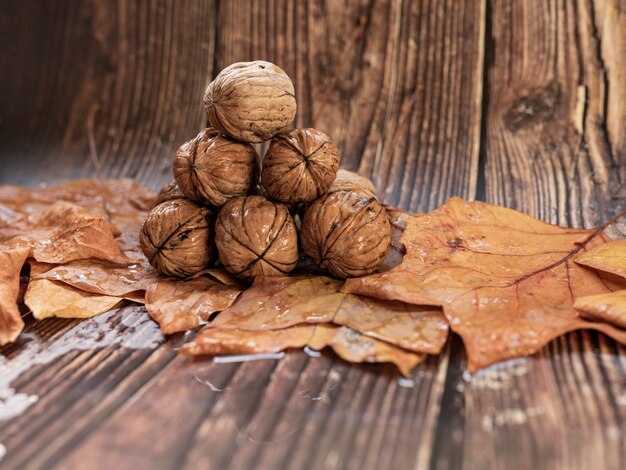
xmin=300 ymin=191 xmax=391 ymax=279
xmin=215 ymin=195 xmax=298 ymax=278
xmin=156 ymin=181 xmax=184 ymax=205
xmin=328 ymin=169 xmax=377 ymax=198
xmin=203 ymin=61 xmax=297 ymax=143
xmin=261 ymin=128 xmax=340 ymax=204
xmin=139 ymin=199 xmax=217 ymax=278
xmin=173 ymin=128 xmax=259 ymax=207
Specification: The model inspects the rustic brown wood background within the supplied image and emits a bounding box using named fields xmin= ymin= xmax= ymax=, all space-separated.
xmin=1 ymin=0 xmax=625 ymax=468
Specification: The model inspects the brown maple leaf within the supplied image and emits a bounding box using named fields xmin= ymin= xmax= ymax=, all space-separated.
xmin=344 ymin=198 xmax=626 ymax=372
xmin=210 ymin=275 xmax=448 ymax=354
xmin=181 ymin=324 xmax=425 ymax=376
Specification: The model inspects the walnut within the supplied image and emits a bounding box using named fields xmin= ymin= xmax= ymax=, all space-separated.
xmin=215 ymin=195 xmax=298 ymax=278
xmin=203 ymin=61 xmax=297 ymax=143
xmin=173 ymin=128 xmax=259 ymax=207
xmin=300 ymin=190 xmax=391 ymax=279
xmin=261 ymin=128 xmax=340 ymax=204
xmin=328 ymin=169 xmax=377 ymax=198
xmin=156 ymin=181 xmax=184 ymax=205
xmin=139 ymin=199 xmax=217 ymax=278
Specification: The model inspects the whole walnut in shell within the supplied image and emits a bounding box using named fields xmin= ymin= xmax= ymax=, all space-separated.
xmin=139 ymin=199 xmax=217 ymax=278
xmin=203 ymin=61 xmax=297 ymax=143
xmin=328 ymin=169 xmax=377 ymax=198
xmin=215 ymin=195 xmax=298 ymax=278
xmin=261 ymin=128 xmax=340 ymax=204
xmin=300 ymin=190 xmax=391 ymax=279
xmin=173 ymin=128 xmax=259 ymax=207
xmin=156 ymin=181 xmax=184 ymax=205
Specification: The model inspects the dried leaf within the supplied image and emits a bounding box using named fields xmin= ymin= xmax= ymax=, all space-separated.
xmin=0 ymin=202 xmax=132 ymax=264
xmin=25 ymin=279 xmax=125 ymax=320
xmin=0 ymin=180 xmax=157 ymax=341
xmin=574 ymin=290 xmax=626 ymax=329
xmin=331 ymin=297 xmax=447 ymax=354
xmin=32 ymin=257 xmax=242 ymax=331
xmin=211 ymin=275 xmax=448 ymax=354
xmin=145 ymin=275 xmax=243 ymax=334
xmin=308 ymin=324 xmax=425 ymax=376
xmin=344 ymin=198 xmax=626 ymax=371
xmin=181 ymin=324 xmax=424 ymax=376
xmin=211 ymin=276 xmax=342 ymax=327
xmin=0 ymin=179 xmax=156 ymax=253
xmin=24 ymin=262 xmax=126 ymax=320
xmin=0 ymin=179 xmax=155 ymax=222
xmin=35 ymin=259 xmax=240 ymax=302
xmin=182 ymin=325 xmax=313 ymax=355
xmin=576 ymin=239 xmax=626 ymax=279
xmin=598 ymin=271 xmax=626 ymax=292
xmin=34 ymin=258 xmax=159 ymax=297
xmin=0 ymin=240 xmax=30 ymax=345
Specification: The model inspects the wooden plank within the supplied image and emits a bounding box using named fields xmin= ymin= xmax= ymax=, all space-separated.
xmin=451 ymin=0 xmax=626 ymax=468
xmin=0 ymin=0 xmax=488 ymax=468
xmin=212 ymin=0 xmax=485 ymax=211
xmin=54 ymin=349 xmax=448 ymax=470
xmin=481 ymin=0 xmax=624 ymax=226
xmin=0 ymin=307 xmax=176 ymax=468
xmin=0 ymin=0 xmax=217 ymax=187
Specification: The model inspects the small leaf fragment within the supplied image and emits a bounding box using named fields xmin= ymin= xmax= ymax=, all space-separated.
xmin=181 ymin=325 xmax=314 ymax=356
xmin=576 ymin=239 xmax=626 ymax=280
xmin=308 ymin=324 xmax=425 ymax=376
xmin=25 ymin=278 xmax=125 ymax=320
xmin=145 ymin=275 xmax=243 ymax=334
xmin=34 ymin=258 xmax=159 ymax=297
xmin=574 ymin=290 xmax=626 ymax=329
xmin=24 ymin=262 xmax=127 ymax=320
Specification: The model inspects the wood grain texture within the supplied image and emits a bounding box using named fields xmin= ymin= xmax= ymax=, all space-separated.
xmin=213 ymin=0 xmax=485 ymax=211
xmin=459 ymin=0 xmax=626 ymax=468
xmin=0 ymin=0 xmax=217 ymax=185
xmin=481 ymin=0 xmax=625 ymax=227
xmin=0 ymin=0 xmax=624 ymax=469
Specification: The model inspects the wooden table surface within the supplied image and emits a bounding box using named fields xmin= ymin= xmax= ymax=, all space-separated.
xmin=1 ymin=1 xmax=625 ymax=469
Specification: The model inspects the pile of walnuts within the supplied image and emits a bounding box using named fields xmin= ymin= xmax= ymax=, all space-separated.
xmin=140 ymin=61 xmax=391 ymax=280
